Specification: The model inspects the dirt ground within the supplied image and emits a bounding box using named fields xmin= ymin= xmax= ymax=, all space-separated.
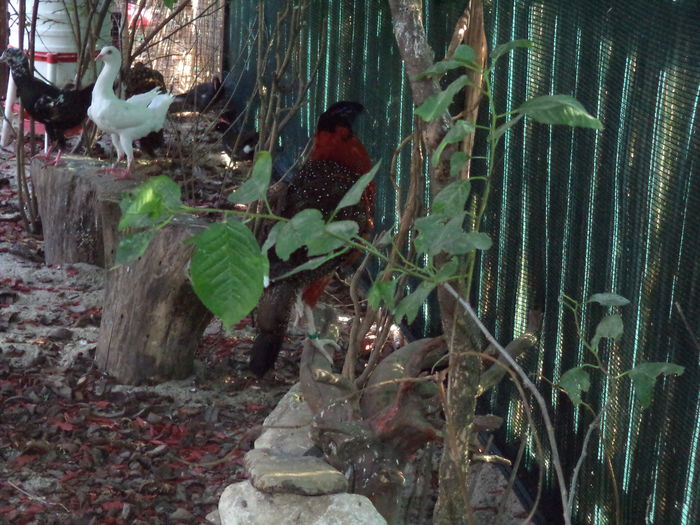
xmin=0 ymin=125 xmax=313 ymax=524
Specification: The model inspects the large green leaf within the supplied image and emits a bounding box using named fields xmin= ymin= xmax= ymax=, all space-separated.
xmin=394 ymin=282 xmax=436 ymax=324
xmin=628 ymin=362 xmax=685 ymax=408
xmin=188 ymin=220 xmax=268 ymax=327
xmin=274 ymin=250 xmax=346 ymax=281
xmin=415 ymin=76 xmax=472 ymax=122
xmin=228 ymin=151 xmax=272 ymax=205
xmin=119 ymin=175 xmax=183 ymax=230
xmin=432 ymin=179 xmax=471 ymax=217
xmin=432 ymin=120 xmax=476 ymax=166
xmin=559 ymin=366 xmax=591 ymax=407
xmin=588 ymin=293 xmax=630 ymax=307
xmin=489 ymin=39 xmax=533 ymax=62
xmin=334 ymin=161 xmax=381 ymax=213
xmin=516 ymin=95 xmax=603 ymax=129
xmin=114 ymin=229 xmax=156 ymax=266
xmin=275 ymin=209 xmax=325 ymax=261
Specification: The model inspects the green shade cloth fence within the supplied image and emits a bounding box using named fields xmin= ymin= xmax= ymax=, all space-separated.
xmin=223 ymin=1 xmax=699 ymax=523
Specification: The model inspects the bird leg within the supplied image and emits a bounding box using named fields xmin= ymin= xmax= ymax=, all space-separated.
xmin=304 ymin=303 xmax=339 ymax=365
xmin=32 ymin=143 xmax=58 ymax=165
xmin=43 ymin=149 xmax=63 ymax=167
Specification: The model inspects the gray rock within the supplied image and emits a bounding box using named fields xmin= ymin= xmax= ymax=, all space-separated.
xmin=218 ymin=480 xmax=387 ymax=525
xmin=254 ymin=382 xmax=314 ymax=456
xmin=245 ymin=448 xmax=347 ymax=496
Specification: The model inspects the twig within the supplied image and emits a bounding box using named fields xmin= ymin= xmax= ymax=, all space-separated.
xmin=567 ymin=411 xmax=602 ymax=514
xmin=5 ymin=480 xmax=70 ymax=513
xmin=442 ymin=282 xmax=572 ymax=525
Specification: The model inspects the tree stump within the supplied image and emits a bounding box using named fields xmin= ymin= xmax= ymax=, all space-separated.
xmin=31 ymin=156 xmax=134 ymax=267
xmin=32 ymin=156 xmax=214 ymax=384
xmin=96 ymin=218 xmax=213 ymax=384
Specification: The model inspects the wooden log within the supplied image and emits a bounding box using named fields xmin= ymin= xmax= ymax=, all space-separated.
xmin=32 ymin=156 xmax=214 ymax=384
xmin=95 ymin=218 xmax=213 ymax=384
xmin=31 ymin=156 xmax=135 ymax=267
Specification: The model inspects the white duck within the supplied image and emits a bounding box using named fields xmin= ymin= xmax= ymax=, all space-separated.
xmin=88 ymin=46 xmax=174 ymax=179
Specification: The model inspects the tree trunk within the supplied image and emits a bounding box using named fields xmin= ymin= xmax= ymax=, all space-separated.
xmin=31 ymin=157 xmax=135 ymax=267
xmin=96 ymin=218 xmax=213 ymax=385
xmin=387 ymin=1 xmax=488 ymax=523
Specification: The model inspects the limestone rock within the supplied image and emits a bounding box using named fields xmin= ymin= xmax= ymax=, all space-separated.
xmin=254 ymin=382 xmax=314 ymax=456
xmin=245 ymin=448 xmax=347 ymax=496
xmin=218 ymin=481 xmax=387 ymax=525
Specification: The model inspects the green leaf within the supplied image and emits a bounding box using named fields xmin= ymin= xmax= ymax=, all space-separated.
xmin=334 ymin=161 xmax=381 ymax=212
xmin=415 ymin=45 xmax=478 ymax=79
xmin=113 ymin=229 xmax=156 ymax=266
xmin=228 ymin=151 xmax=272 ymax=204
xmin=415 ymin=76 xmax=471 ymax=122
xmin=162 ymin=0 xmax=176 ymax=7
xmin=274 ymin=250 xmax=345 ymax=281
xmin=591 ymin=314 xmax=624 ymax=351
xmin=449 ymin=151 xmax=470 ymax=178
xmin=433 ymin=258 xmax=459 ymax=282
xmin=462 ymin=231 xmax=493 ymax=250
xmin=559 ymin=366 xmax=591 ymax=407
xmin=416 ymin=60 xmax=466 ymax=79
xmin=368 ymin=279 xmax=398 ymax=310
xmin=489 ymin=114 xmax=523 ymax=143
xmin=490 ymin=39 xmax=533 ymax=62
xmin=188 ymin=220 xmax=268 ymax=328
xmin=516 ymin=95 xmax=603 ymax=129
xmin=432 ymin=120 xmax=476 ymax=166
xmin=588 ymin=293 xmax=630 ymax=307
xmin=261 ymin=221 xmax=284 ymax=254
xmin=395 ymin=282 xmax=436 ymax=324
xmin=306 ymin=220 xmax=359 ymax=257
xmin=432 ymin=179 xmax=471 ymax=216
xmin=119 ymin=175 xmax=183 ymax=230
xmin=275 ymin=209 xmax=325 ymax=261
xmin=452 ymin=44 xmax=477 ymax=66
xmin=628 ymin=362 xmax=685 ymax=408
xmin=414 ymin=215 xmax=444 ymax=256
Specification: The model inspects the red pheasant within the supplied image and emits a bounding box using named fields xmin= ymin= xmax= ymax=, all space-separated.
xmin=250 ymin=101 xmax=374 ymax=376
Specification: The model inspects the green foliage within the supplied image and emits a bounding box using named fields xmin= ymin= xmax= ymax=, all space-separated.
xmin=627 ymin=362 xmax=685 ymax=408
xmin=559 ymin=367 xmax=591 ymax=407
xmin=432 ymin=120 xmax=476 ymax=167
xmin=228 ymin=151 xmax=272 ymax=205
xmin=334 ymin=162 xmax=381 ymax=213
xmin=559 ymin=293 xmax=684 ymax=411
xmin=395 ymin=282 xmax=436 ymax=324
xmin=118 ymin=175 xmax=184 ymax=230
xmin=489 ymin=39 xmax=533 ymax=62
xmin=516 ymin=95 xmax=604 ymax=129
xmin=113 ymin=229 xmax=155 ymax=266
xmin=415 ymin=76 xmax=473 ymax=122
xmin=187 ymin=220 xmax=268 ymax=328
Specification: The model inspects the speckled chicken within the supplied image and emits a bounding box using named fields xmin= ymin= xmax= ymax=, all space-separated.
xmin=123 ymin=61 xmax=167 ymax=157
xmin=0 ymin=47 xmax=93 ymax=165
xmin=250 ymin=101 xmax=374 ymax=376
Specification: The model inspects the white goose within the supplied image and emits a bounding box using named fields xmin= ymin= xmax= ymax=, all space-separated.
xmin=88 ymin=46 xmax=174 ymax=178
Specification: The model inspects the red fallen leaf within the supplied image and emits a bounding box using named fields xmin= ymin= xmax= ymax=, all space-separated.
xmin=89 ymin=416 xmax=118 ymax=428
xmin=135 ymin=416 xmax=149 ymax=428
xmin=59 ymin=469 xmax=81 ymax=483
xmin=48 ymin=418 xmax=76 ymax=431
xmin=244 ymin=402 xmax=267 ymax=411
xmin=65 ymin=266 xmax=79 ymax=277
xmin=101 ymin=500 xmax=125 ymax=511
xmin=0 ymin=505 xmax=13 ymax=513
xmin=12 ymin=454 xmax=37 ymax=467
xmin=149 ymin=439 xmax=167 ymax=446
xmin=92 ymin=400 xmax=111 ymax=408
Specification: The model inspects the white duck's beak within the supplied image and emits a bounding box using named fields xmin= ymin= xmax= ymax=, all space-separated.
xmin=94 ymin=49 xmax=105 ymax=61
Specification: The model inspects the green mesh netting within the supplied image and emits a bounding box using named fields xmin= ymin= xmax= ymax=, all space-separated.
xmin=223 ymin=1 xmax=700 ymax=524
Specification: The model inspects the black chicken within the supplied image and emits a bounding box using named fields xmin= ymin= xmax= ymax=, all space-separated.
xmin=250 ymin=101 xmax=374 ymax=376
xmin=0 ymin=47 xmax=93 ymax=165
xmin=173 ymin=77 xmax=222 ymax=112
xmin=123 ymin=61 xmax=167 ymax=157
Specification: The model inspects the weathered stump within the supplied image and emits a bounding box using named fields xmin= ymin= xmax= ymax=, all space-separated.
xmin=96 ymin=219 xmax=213 ymax=384
xmin=32 ymin=156 xmax=134 ymax=267
xmin=33 ymin=156 xmax=214 ymax=384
